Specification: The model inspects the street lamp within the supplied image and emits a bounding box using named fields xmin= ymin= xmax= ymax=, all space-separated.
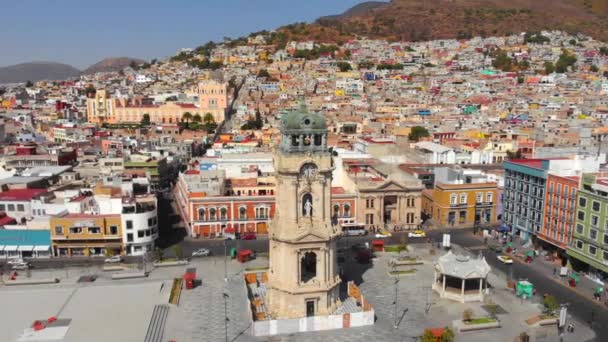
xmin=393 ymin=278 xmax=399 ymax=328
xmin=224 ymin=240 xmax=228 ymax=282
xmin=223 ymin=293 xmax=230 ymax=342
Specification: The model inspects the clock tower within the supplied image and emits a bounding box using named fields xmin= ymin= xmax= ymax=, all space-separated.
xmin=266 ymin=104 xmax=341 ymax=319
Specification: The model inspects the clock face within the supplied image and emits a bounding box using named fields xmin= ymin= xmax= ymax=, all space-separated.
xmin=301 ymin=163 xmax=317 ymax=178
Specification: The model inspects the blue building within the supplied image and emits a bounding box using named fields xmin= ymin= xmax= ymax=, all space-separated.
xmin=0 ymin=229 xmax=51 ymax=259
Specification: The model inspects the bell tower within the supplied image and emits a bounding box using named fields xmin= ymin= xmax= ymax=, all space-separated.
xmin=266 ymin=104 xmax=341 ymax=319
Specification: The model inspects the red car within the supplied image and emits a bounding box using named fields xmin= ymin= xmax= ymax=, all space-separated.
xmin=242 ymin=233 xmax=257 ymax=240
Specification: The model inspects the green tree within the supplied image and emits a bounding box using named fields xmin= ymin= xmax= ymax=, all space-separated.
xmin=555 ymin=52 xmax=577 ymax=73
xmin=172 ymin=245 xmax=184 ymax=260
xmin=25 ymin=80 xmax=34 ymax=88
xmin=600 ymin=46 xmax=608 ymax=56
xmin=141 ymin=113 xmax=151 ymax=126
xmin=358 ymin=61 xmax=375 ymax=69
xmin=203 ymin=113 xmax=215 ymax=124
xmin=192 ymin=114 xmax=202 ymax=123
xmin=408 ymin=126 xmax=430 ymax=142
xmin=441 ymin=327 xmax=455 ymax=342
xmin=462 ymin=308 xmax=473 ymax=322
xmin=181 ymin=112 xmax=193 ymax=128
xmin=506 ymin=149 xmax=524 ymax=160
xmin=420 ymin=329 xmax=436 ymax=342
xmin=590 ymin=65 xmax=599 ymax=73
xmin=544 ymin=61 xmax=555 ymax=74
xmin=543 ymin=295 xmax=559 ymax=315
xmin=257 ymin=69 xmax=271 ymax=78
xmin=336 ymin=61 xmax=352 ymax=72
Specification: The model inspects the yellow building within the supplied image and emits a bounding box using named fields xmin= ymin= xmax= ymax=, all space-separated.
xmin=422 ymin=182 xmax=498 ymax=228
xmin=50 ymin=214 xmax=123 ymax=257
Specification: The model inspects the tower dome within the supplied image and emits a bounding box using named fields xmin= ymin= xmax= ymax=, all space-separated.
xmin=279 ymin=105 xmax=328 ymax=153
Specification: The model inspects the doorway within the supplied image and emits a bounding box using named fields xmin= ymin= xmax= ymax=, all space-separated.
xmin=306 ymin=300 xmax=315 ymax=317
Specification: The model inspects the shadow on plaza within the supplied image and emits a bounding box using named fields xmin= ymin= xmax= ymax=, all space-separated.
xmin=338 ymin=244 xmax=374 ymax=299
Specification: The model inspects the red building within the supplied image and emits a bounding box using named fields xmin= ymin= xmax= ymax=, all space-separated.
xmin=540 ymin=174 xmax=579 ymax=251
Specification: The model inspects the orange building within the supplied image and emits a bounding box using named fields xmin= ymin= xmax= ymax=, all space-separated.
xmin=539 ymin=174 xmax=579 ymax=251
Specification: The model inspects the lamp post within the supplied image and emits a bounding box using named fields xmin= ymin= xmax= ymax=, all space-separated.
xmin=224 ymin=239 xmax=228 ymax=282
xmin=393 ymin=278 xmax=399 ymax=328
xmin=223 ymin=293 xmax=230 ymax=342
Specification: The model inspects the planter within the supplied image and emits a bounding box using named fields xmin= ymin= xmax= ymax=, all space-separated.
xmin=456 ymin=319 xmax=501 ymax=332
xmin=153 ymin=260 xmax=189 ymax=267
xmin=388 ymin=269 xmax=417 ymax=277
xmin=4 ymin=278 xmax=60 ymax=286
xmin=111 ymin=272 xmax=148 ymax=280
xmin=103 ymin=265 xmax=125 ymax=272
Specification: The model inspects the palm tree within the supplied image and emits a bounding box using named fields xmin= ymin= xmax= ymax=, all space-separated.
xmin=181 ymin=112 xmax=193 ymax=128
xmin=192 ymin=114 xmax=202 ymax=123
xmin=203 ymin=112 xmax=215 ymax=124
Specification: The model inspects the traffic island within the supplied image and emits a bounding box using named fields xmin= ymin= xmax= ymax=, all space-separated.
xmin=454 ymin=317 xmax=501 ymax=332
xmin=153 ymin=260 xmax=189 ymax=267
xmin=4 ymin=278 xmax=60 ymax=286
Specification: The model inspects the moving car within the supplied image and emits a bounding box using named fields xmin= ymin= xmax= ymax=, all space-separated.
xmin=11 ymin=262 xmax=30 ymax=270
xmin=104 ymin=255 xmax=123 ymax=264
xmin=191 ymin=248 xmax=211 ymax=257
xmin=408 ymin=230 xmax=426 ymax=238
xmin=7 ymin=258 xmax=25 ymax=265
xmin=375 ymin=231 xmax=392 ymax=238
xmin=497 ymin=255 xmax=513 ymax=264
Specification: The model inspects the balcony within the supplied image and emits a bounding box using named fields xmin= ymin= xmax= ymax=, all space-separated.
xmin=255 ymin=215 xmax=270 ymax=220
xmin=122 ymin=203 xmax=156 ymax=214
xmin=475 ymin=202 xmax=493 ymax=207
xmin=450 ymin=203 xmax=468 ymax=208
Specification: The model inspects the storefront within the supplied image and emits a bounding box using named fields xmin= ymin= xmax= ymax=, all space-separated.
xmin=0 ymin=229 xmax=52 ymax=259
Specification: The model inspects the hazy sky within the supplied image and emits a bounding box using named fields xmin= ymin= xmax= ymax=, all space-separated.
xmin=2 ymin=0 xmax=364 ymax=69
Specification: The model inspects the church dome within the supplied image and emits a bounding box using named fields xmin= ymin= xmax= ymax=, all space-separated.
xmin=281 ymin=110 xmax=327 ymax=132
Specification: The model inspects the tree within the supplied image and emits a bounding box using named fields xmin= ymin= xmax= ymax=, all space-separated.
xmin=555 ymin=52 xmax=577 ymax=73
xmin=544 ymin=61 xmax=555 ymax=74
xmin=254 ymin=110 xmax=263 ymax=129
xmin=506 ymin=149 xmax=524 ymax=160
xmin=590 ymin=65 xmax=599 ymax=73
xmin=203 ymin=113 xmax=215 ymax=124
xmin=462 ymin=308 xmax=473 ymax=322
xmin=441 ymin=327 xmax=455 ymax=342
xmin=192 ymin=114 xmax=202 ymax=123
xmin=543 ymin=294 xmax=559 ymax=315
xmin=172 ymin=245 xmax=184 ymax=260
xmin=408 ymin=126 xmax=430 ymax=142
xmin=25 ymin=80 xmax=33 ymax=88
xmin=257 ymin=69 xmax=271 ymax=78
xmin=600 ymin=46 xmax=608 ymax=56
xmin=129 ymin=61 xmax=139 ymax=70
xmin=421 ymin=329 xmax=436 ymax=342
xmin=337 ymin=61 xmax=352 ymax=72
xmin=141 ymin=113 xmax=151 ymax=126
xmin=181 ymin=112 xmax=193 ymax=128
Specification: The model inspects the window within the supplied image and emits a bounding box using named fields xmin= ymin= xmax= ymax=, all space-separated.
xmin=589 ymin=245 xmax=597 ymax=256
xmin=220 ymin=207 xmax=228 ymax=220
xmin=344 ymin=204 xmax=351 ymax=217
xmin=590 ymin=229 xmax=598 ymax=240
xmin=17 ymin=204 xmax=24 ymax=212
xmin=486 ymin=192 xmax=493 ymax=203
xmin=450 ymin=194 xmax=457 ymax=205
xmin=127 ymin=233 xmax=133 ymax=242
xmin=239 ymin=206 xmax=247 ymax=219
xmin=578 ymin=211 xmax=585 ymax=221
xmin=333 ymin=204 xmax=340 ymax=217
xmin=365 ymin=213 xmax=374 ymax=225
xmin=88 ymin=227 xmax=101 ymax=234
xmin=459 ymin=193 xmax=467 ymax=204
xmin=54 ymin=226 xmax=63 ymax=235
xmin=476 ymin=193 xmax=483 ymax=204
xmin=604 ymin=234 xmax=608 ymax=245
xmin=256 ymin=207 xmax=269 ymax=219
xmin=198 ymin=208 xmax=206 ymax=221
xmin=148 ymin=218 xmax=155 ymax=227
xmin=7 ymin=204 xmax=15 ymax=211
xmin=406 ymin=212 xmax=415 ymax=224
xmin=579 ymin=197 xmax=587 ymax=208
xmin=576 ymin=224 xmax=583 ymax=234
xmin=576 ymin=240 xmax=583 ymax=249
xmin=138 ymin=231 xmax=144 ymax=238
xmin=592 ymin=201 xmax=601 ymax=212
xmin=459 ymin=211 xmax=466 ymax=224
xmin=109 ymin=226 xmax=118 ymax=235
xmin=126 ymin=220 xmax=133 ymax=230
xmin=366 ymin=198 xmax=375 ymax=209
xmin=69 ymin=227 xmax=82 ymax=234
xmin=209 ymin=208 xmax=217 ymax=221
xmin=0 ymin=204 xmax=4 ymax=211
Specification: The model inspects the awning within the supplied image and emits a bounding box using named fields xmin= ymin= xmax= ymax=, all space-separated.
xmin=18 ymin=245 xmax=34 ymax=252
xmin=4 ymin=245 xmax=18 ymax=251
xmin=34 ymin=245 xmax=50 ymax=252
xmin=497 ymin=225 xmax=511 ymax=232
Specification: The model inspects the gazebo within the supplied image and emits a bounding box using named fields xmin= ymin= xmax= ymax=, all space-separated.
xmin=432 ymin=251 xmax=491 ymax=303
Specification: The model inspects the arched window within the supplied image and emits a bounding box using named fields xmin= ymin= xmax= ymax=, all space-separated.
xmin=344 ymin=203 xmax=351 ymax=217
xmin=220 ymin=207 xmax=227 ymax=220
xmin=291 ymin=135 xmax=299 ymax=146
xmin=209 ymin=208 xmax=217 ymax=221
xmin=239 ymin=206 xmax=247 ymax=220
xmin=333 ymin=204 xmax=340 ymax=216
xmin=300 ymin=251 xmax=317 ymax=283
xmin=198 ymin=207 xmax=206 ymax=221
xmin=302 ymin=193 xmax=313 ymax=217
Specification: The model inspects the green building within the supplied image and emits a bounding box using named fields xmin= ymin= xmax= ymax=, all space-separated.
xmin=567 ymin=173 xmax=608 ymax=279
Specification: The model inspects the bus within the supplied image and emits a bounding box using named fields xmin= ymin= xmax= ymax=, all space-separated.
xmin=341 ymin=223 xmax=367 ymax=236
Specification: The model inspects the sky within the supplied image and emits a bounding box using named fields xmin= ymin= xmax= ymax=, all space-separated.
xmin=2 ymin=0 xmax=365 ymax=69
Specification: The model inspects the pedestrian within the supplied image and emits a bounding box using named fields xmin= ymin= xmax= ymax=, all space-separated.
xmin=553 ymin=268 xmax=556 ymax=276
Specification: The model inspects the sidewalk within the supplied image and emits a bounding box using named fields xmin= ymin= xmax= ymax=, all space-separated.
xmin=471 ymin=232 xmax=608 ymax=310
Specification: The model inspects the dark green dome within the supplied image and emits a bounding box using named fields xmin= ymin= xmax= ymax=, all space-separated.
xmin=281 ymin=110 xmax=327 ymax=131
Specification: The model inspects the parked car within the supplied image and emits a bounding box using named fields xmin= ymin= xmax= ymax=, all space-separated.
xmin=7 ymin=258 xmax=25 ymax=265
xmin=191 ymin=248 xmax=211 ymax=257
xmin=498 ymin=255 xmax=513 ymax=264
xmin=11 ymin=262 xmax=30 ymax=270
xmin=374 ymin=231 xmax=392 ymax=238
xmin=104 ymin=255 xmax=123 ymax=264
xmin=408 ymin=230 xmax=426 ymax=238
xmin=242 ymin=233 xmax=257 ymax=240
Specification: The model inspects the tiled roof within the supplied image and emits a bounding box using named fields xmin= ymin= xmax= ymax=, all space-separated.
xmin=0 ymin=189 xmax=47 ymax=201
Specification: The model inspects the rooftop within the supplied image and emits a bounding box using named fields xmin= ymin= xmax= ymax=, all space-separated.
xmin=0 ymin=189 xmax=48 ymax=201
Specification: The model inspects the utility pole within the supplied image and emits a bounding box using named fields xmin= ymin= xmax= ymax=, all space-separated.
xmin=223 ymin=293 xmax=230 ymax=342
xmin=224 ymin=240 xmax=228 ymax=282
xmin=393 ymin=278 xmax=399 ymax=328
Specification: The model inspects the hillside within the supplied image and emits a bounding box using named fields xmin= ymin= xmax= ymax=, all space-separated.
xmin=276 ymin=0 xmax=608 ymax=43
xmin=83 ymin=57 xmax=146 ymax=74
xmin=318 ymin=1 xmax=388 ymax=21
xmin=0 ymin=62 xmax=81 ymax=84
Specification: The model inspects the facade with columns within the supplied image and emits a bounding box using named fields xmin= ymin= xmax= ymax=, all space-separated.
xmin=266 ymin=107 xmax=341 ymax=319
